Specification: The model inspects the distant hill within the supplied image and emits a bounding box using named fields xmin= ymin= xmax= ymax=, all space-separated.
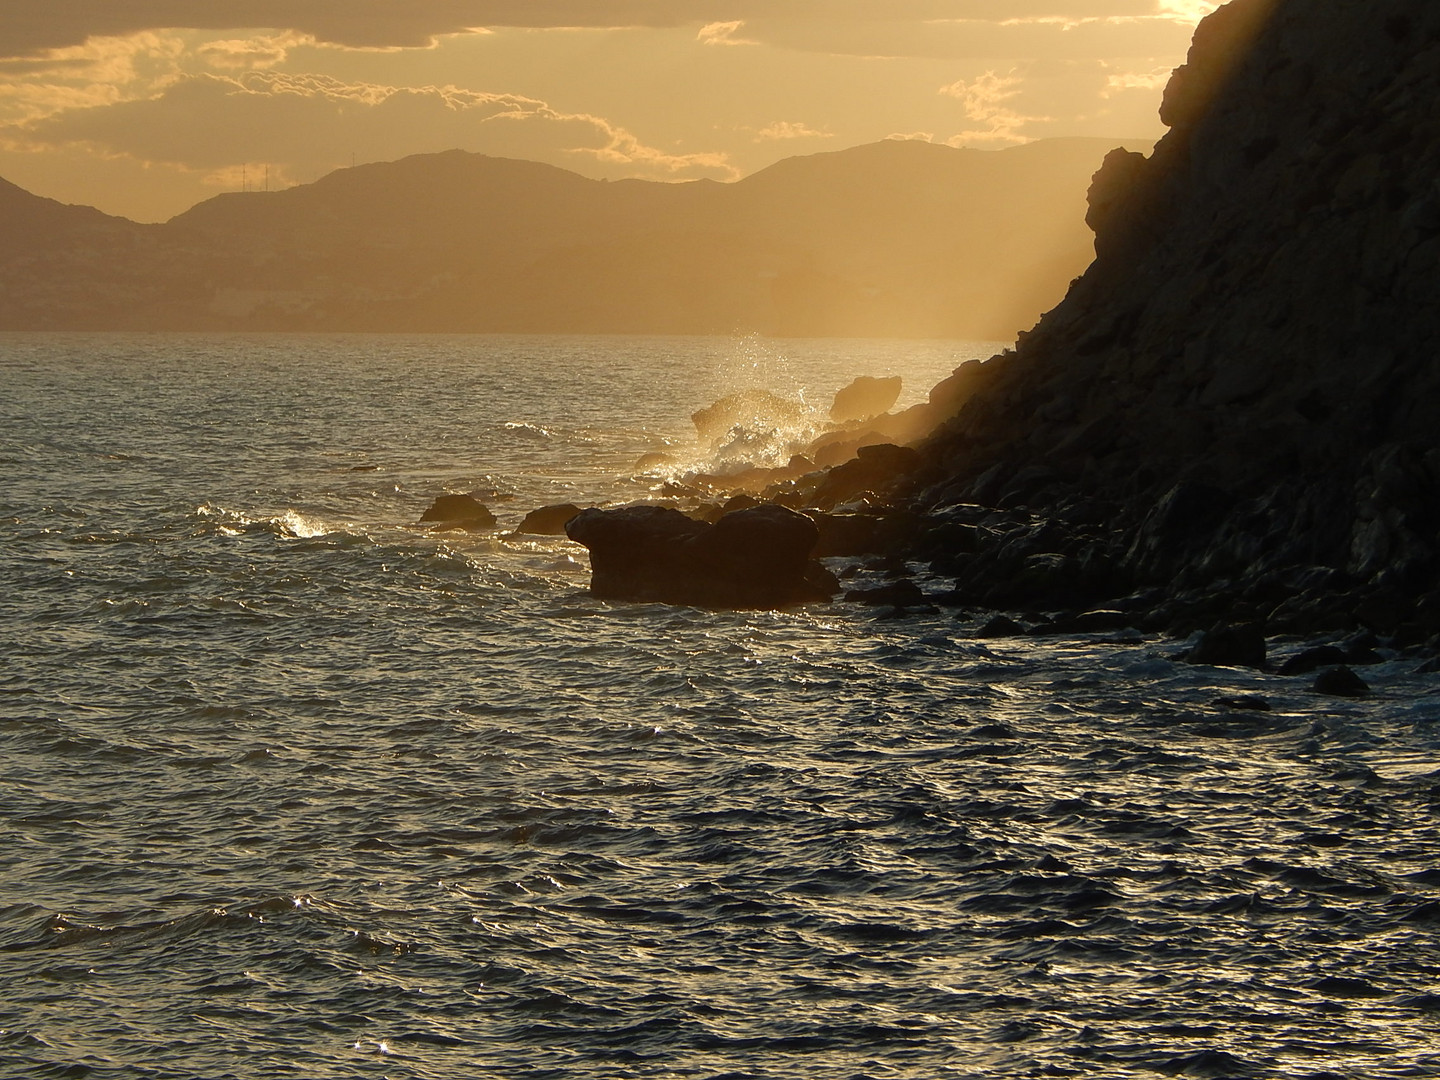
xmin=0 ymin=138 xmax=1146 ymax=337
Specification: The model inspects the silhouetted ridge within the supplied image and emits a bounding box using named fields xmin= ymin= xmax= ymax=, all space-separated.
xmin=0 ymin=138 xmax=1140 ymax=337
xmin=907 ymin=0 xmax=1440 ymax=641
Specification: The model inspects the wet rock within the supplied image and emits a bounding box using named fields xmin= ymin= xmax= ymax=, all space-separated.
xmin=1183 ymin=622 xmax=1268 ymax=669
xmin=418 ymin=493 xmax=497 ymax=531
xmin=1313 ymin=665 xmax=1370 ymax=698
xmin=1213 ymin=695 xmax=1272 ymax=711
xmin=1054 ymin=609 xmax=1133 ymax=634
xmin=845 ymin=579 xmax=928 ymax=608
xmin=812 ymin=443 xmax=922 ymax=508
xmin=1278 ymin=645 xmax=1349 ymax=676
xmin=633 ymin=451 xmax=676 ymax=472
xmin=564 ymin=503 xmax=836 ymax=608
xmin=1342 ymin=631 xmax=1385 ymax=666
xmin=830 ymin=375 xmax=902 ymax=424
xmin=807 ymin=510 xmax=884 ymax=558
xmin=691 ymin=390 xmax=805 ymax=443
xmin=515 ymin=503 xmax=582 ymax=535
xmin=975 ymin=614 xmax=1028 ymax=638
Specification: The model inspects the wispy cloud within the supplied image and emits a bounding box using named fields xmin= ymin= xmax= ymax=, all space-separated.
xmin=755 ymin=120 xmax=832 ymax=141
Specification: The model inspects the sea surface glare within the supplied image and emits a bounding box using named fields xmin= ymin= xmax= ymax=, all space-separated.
xmin=2 ymin=334 xmax=1439 ymax=1080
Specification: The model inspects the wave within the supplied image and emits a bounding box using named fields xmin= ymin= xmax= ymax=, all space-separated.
xmin=193 ymin=503 xmax=344 ymax=540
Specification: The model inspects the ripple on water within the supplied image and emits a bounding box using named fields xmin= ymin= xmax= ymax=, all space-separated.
xmin=4 ymin=337 xmax=1440 ymax=1079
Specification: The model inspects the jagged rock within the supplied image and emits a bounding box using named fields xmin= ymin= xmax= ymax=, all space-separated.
xmin=564 ymin=503 xmax=836 ymax=608
xmin=896 ymin=0 xmax=1440 ymax=637
xmin=830 ymin=376 xmax=902 ymax=424
xmin=515 ymin=503 xmax=582 ymax=535
xmin=419 ymin=494 xmax=497 ymax=531
xmin=1313 ymin=666 xmax=1371 ymax=698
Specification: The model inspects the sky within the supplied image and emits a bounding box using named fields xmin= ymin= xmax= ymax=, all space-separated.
xmin=0 ymin=1 xmax=1220 ymax=223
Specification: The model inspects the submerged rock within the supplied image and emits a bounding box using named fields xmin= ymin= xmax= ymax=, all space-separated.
xmin=564 ymin=503 xmax=837 ymax=608
xmin=419 ymin=494 xmax=496 ymax=531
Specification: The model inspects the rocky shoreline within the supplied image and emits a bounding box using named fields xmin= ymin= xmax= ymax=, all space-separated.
xmin=438 ymin=0 xmax=1440 ymax=676
xmin=887 ymin=0 xmax=1440 ymax=652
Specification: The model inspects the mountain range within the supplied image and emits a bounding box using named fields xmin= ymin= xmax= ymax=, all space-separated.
xmin=0 ymin=138 xmax=1145 ymax=338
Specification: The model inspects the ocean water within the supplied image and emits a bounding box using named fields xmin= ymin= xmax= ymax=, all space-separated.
xmin=2 ymin=333 xmax=1438 ymax=1080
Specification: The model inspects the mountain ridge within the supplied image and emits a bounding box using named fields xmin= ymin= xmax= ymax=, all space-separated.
xmin=0 ymin=137 xmax=1147 ymax=338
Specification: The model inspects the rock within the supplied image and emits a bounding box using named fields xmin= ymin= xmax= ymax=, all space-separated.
xmin=812 ymin=443 xmax=922 ymax=508
xmin=515 ymin=503 xmax=582 ymax=535
xmin=1183 ymin=622 xmax=1268 ymax=669
xmin=691 ymin=390 xmax=807 ymax=444
xmin=976 ymin=614 xmax=1028 ymax=638
xmin=887 ymin=0 xmax=1440 ymax=640
xmin=1313 ymin=666 xmax=1371 ymax=698
xmin=564 ymin=503 xmax=836 ymax=608
xmin=830 ymin=375 xmax=902 ymax=424
xmin=1278 ymin=645 xmax=1349 ymax=676
xmin=1056 ymin=609 xmax=1133 ymax=634
xmin=807 ymin=510 xmax=885 ymax=558
xmin=634 ymin=451 xmax=676 ymax=472
xmin=1213 ymin=695 xmax=1272 ymax=711
xmin=845 ymin=579 xmax=928 ymax=608
xmin=418 ymin=493 xmax=497 ymax=531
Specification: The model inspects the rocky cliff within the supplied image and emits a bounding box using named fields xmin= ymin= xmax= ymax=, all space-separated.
xmin=908 ymin=0 xmax=1440 ymax=642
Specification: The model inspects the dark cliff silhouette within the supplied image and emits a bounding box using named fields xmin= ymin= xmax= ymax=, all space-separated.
xmin=0 ymin=138 xmax=1142 ymax=338
xmin=903 ymin=0 xmax=1440 ymax=641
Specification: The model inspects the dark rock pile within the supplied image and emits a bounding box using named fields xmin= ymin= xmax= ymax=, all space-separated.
xmin=901 ymin=0 xmax=1440 ymax=643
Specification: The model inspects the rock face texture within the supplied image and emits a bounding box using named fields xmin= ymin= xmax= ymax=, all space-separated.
xmin=910 ymin=0 xmax=1440 ymax=640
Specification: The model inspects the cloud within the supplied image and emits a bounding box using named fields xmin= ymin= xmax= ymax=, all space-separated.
xmin=697 ymin=21 xmax=759 ymax=47
xmin=6 ymin=70 xmax=737 ymax=187
xmin=940 ymin=69 xmax=1044 ymax=145
xmin=0 ymin=31 xmax=186 ymax=125
xmin=754 ymin=120 xmax=833 ymax=141
xmin=0 ymin=2 xmax=1226 ymax=59
xmin=198 ymin=32 xmax=310 ymax=72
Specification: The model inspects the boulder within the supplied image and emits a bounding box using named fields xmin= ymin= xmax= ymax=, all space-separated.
xmin=691 ymin=390 xmax=807 ymax=443
xmin=1183 ymin=621 xmax=1268 ymax=669
xmin=812 ymin=443 xmax=922 ymax=508
xmin=564 ymin=503 xmax=837 ymax=608
xmin=830 ymin=375 xmax=902 ymax=424
xmin=515 ymin=503 xmax=582 ymax=535
xmin=418 ymin=494 xmax=497 ymax=531
xmin=1313 ymin=666 xmax=1370 ymax=698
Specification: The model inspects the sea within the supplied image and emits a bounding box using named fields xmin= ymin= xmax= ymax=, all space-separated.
xmin=2 ymin=333 xmax=1438 ymax=1080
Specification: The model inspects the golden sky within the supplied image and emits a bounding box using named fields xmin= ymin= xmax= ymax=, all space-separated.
xmin=0 ymin=1 xmax=1219 ymax=222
